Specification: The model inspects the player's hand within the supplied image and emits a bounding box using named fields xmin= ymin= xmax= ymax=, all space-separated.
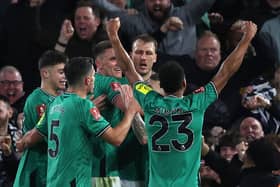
xmin=160 ymin=16 xmax=183 ymax=33
xmin=58 ymin=19 xmax=74 ymax=44
xmin=91 ymin=94 xmax=107 ymax=111
xmin=106 ymin=17 xmax=121 ymax=36
xmin=0 ymin=135 xmax=12 ymax=156
xmin=16 ymin=138 xmax=26 ymax=153
xmin=240 ymin=21 xmax=257 ymax=41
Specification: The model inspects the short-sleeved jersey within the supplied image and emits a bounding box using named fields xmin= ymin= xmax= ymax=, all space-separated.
xmin=14 ymin=88 xmax=55 ymax=187
xmin=90 ymin=74 xmax=123 ymax=177
xmin=36 ymin=93 xmax=110 ymax=187
xmin=133 ymin=82 xmax=218 ymax=187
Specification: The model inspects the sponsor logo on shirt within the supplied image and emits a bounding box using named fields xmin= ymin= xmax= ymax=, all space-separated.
xmin=90 ymin=107 xmax=101 ymax=120
xmin=135 ymin=83 xmax=152 ymax=95
xmin=193 ymin=87 xmax=205 ymax=94
xmin=36 ymin=104 xmax=46 ymax=118
xmin=111 ymin=82 xmax=121 ymax=91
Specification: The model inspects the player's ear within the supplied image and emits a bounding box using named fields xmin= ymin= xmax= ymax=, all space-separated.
xmin=84 ymin=76 xmax=91 ymax=86
xmin=41 ymin=68 xmax=49 ymax=79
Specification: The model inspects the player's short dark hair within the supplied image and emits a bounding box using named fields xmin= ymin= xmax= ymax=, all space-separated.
xmin=159 ymin=61 xmax=185 ymax=93
xmin=93 ymin=40 xmax=112 ymax=59
xmin=38 ymin=50 xmax=68 ymax=70
xmin=132 ymin=34 xmax=158 ymax=50
xmin=65 ymin=57 xmax=94 ymax=86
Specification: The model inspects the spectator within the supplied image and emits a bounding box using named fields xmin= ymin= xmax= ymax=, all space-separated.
xmin=91 ymin=0 xmax=215 ymax=60
xmin=241 ymin=76 xmax=280 ymax=134
xmin=0 ymin=95 xmax=21 ymax=187
xmin=257 ymin=15 xmax=280 ymax=66
xmin=55 ymin=0 xmax=107 ymax=58
xmin=0 ymin=66 xmax=26 ymax=129
xmin=217 ymin=133 xmax=239 ymax=162
xmin=0 ymin=0 xmax=74 ymax=93
xmin=239 ymin=135 xmax=280 ymax=187
xmin=202 ymin=116 xmax=265 ymax=187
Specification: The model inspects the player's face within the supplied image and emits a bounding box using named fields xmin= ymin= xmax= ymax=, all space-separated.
xmin=0 ymin=71 xmax=24 ymax=105
xmin=131 ymin=40 xmax=157 ymax=80
xmin=98 ymin=48 xmax=123 ymax=78
xmin=48 ymin=63 xmax=66 ymax=91
xmin=88 ymin=68 xmax=95 ymax=94
xmin=239 ymin=117 xmax=264 ymax=142
xmin=0 ymin=101 xmax=11 ymax=125
xmin=74 ymin=6 xmax=100 ymax=40
xmin=195 ymin=36 xmax=221 ymax=71
xmin=145 ymin=0 xmax=171 ymax=21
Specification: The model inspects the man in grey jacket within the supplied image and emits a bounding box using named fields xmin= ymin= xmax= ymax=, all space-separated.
xmin=91 ymin=0 xmax=215 ymax=59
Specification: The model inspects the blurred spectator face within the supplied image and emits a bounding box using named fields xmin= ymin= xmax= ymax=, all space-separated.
xmin=145 ymin=0 xmax=171 ymax=21
xmin=0 ymin=100 xmax=11 ymax=126
xmin=239 ymin=117 xmax=264 ymax=142
xmin=74 ymin=6 xmax=100 ymax=41
xmin=195 ymin=36 xmax=221 ymax=71
xmin=219 ymin=146 xmax=237 ymax=161
xmin=200 ymin=164 xmax=221 ymax=184
xmin=0 ymin=68 xmax=24 ymax=105
xmin=45 ymin=64 xmax=66 ymax=91
xmin=96 ymin=48 xmax=123 ymax=78
xmin=131 ymin=39 xmax=157 ymax=80
xmin=266 ymin=0 xmax=280 ymax=8
xmin=108 ymin=0 xmax=126 ymax=9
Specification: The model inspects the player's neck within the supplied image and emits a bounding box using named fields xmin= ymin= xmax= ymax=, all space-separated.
xmin=164 ymin=89 xmax=184 ymax=98
xmin=41 ymin=83 xmax=59 ymax=96
xmin=67 ymin=86 xmax=87 ymax=99
xmin=142 ymin=71 xmax=152 ymax=82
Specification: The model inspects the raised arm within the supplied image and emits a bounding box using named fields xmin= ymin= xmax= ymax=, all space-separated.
xmin=212 ymin=21 xmax=257 ymax=94
xmin=106 ymin=17 xmax=143 ymax=85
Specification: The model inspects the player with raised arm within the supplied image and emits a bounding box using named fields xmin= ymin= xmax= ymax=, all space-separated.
xmin=106 ymin=17 xmax=257 ymax=187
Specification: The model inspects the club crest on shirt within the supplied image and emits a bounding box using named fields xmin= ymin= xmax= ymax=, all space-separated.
xmin=111 ymin=82 xmax=121 ymax=91
xmin=136 ymin=83 xmax=152 ymax=95
xmin=90 ymin=107 xmax=101 ymax=120
xmin=36 ymin=104 xmax=46 ymax=118
xmin=193 ymin=87 xmax=205 ymax=94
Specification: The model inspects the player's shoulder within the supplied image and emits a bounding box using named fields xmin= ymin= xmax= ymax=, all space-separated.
xmin=134 ymin=81 xmax=154 ymax=95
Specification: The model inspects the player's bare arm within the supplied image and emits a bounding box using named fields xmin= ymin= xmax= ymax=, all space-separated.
xmin=16 ymin=129 xmax=44 ymax=152
xmin=106 ymin=17 xmax=143 ymax=85
xmin=132 ymin=112 xmax=147 ymax=145
xmin=212 ymin=21 xmax=257 ymax=94
xmin=101 ymin=89 xmax=142 ymax=146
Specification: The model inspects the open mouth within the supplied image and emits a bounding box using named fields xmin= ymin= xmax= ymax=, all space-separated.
xmin=7 ymin=92 xmax=16 ymax=97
